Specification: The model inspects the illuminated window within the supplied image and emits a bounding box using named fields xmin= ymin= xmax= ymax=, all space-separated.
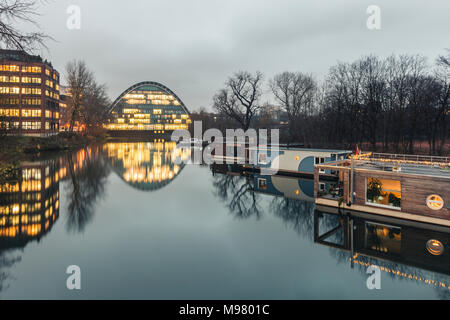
xmin=426 ymin=195 xmax=444 ymax=211
xmin=315 ymin=157 xmax=326 ymax=173
xmin=153 ymin=109 xmax=162 ymax=115
xmin=0 ymin=109 xmax=19 ymax=117
xmin=22 ymin=87 xmax=41 ymax=95
xmin=0 ymin=87 xmax=20 ymax=94
xmin=23 ymin=98 xmax=41 ymax=105
xmin=22 ymin=109 xmax=41 ymax=117
xmin=366 ymin=178 xmax=401 ymax=209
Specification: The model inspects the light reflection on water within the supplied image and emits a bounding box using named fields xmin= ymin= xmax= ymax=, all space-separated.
xmin=0 ymin=142 xmax=449 ymax=299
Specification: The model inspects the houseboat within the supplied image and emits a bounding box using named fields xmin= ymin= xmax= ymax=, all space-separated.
xmin=314 ymin=153 xmax=450 ymax=226
xmin=315 ymin=205 xmax=450 ymax=278
xmin=244 ymin=147 xmax=352 ymax=178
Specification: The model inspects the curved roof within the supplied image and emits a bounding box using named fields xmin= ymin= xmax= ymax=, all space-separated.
xmin=107 ymin=81 xmax=190 ymax=115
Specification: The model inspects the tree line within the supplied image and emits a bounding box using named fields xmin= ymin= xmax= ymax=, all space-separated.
xmin=209 ymin=52 xmax=449 ymax=155
xmin=63 ymin=60 xmax=110 ymax=134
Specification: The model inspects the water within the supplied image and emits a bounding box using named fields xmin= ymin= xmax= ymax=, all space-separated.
xmin=0 ymin=142 xmax=449 ymax=300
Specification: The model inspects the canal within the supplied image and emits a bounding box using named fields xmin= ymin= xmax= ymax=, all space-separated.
xmin=0 ymin=142 xmax=449 ymax=299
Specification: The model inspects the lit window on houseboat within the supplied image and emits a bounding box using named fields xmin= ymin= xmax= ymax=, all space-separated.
xmin=366 ymin=178 xmax=401 ymax=209
xmin=365 ymin=222 xmax=402 ymax=254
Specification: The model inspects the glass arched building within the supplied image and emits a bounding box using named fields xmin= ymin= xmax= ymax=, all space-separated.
xmin=105 ymin=81 xmax=191 ymax=133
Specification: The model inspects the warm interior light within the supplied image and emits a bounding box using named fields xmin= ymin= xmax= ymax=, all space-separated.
xmin=426 ymin=239 xmax=444 ymax=256
xmin=426 ymin=195 xmax=444 ymax=211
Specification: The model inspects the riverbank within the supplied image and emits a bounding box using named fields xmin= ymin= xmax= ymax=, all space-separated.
xmin=0 ymin=132 xmax=108 ymax=181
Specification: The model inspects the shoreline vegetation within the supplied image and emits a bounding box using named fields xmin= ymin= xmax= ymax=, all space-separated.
xmin=0 ymin=132 xmax=108 ymax=182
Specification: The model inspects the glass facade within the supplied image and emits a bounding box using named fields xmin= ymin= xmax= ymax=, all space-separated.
xmin=105 ymin=83 xmax=191 ymax=132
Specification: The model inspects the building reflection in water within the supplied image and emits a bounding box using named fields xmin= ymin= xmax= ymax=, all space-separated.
xmin=103 ymin=142 xmax=191 ymax=191
xmin=0 ymin=159 xmax=60 ymax=291
xmin=0 ymin=160 xmax=60 ymax=247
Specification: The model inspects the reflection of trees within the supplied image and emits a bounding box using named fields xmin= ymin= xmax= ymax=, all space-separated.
xmin=0 ymin=250 xmax=21 ymax=293
xmin=270 ymin=197 xmax=315 ymax=240
xmin=212 ymin=173 xmax=262 ymax=219
xmin=64 ymin=146 xmax=111 ymax=233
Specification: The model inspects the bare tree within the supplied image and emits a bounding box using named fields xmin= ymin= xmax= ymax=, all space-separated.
xmin=0 ymin=0 xmax=50 ymax=52
xmin=213 ymin=71 xmax=263 ymax=131
xmin=65 ymin=60 xmax=94 ymax=132
xmin=82 ymin=82 xmax=110 ymax=133
xmin=270 ymin=71 xmax=317 ymax=144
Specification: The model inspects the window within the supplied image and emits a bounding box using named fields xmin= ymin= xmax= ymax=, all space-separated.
xmin=426 ymin=195 xmax=444 ymax=211
xmin=0 ymin=87 xmax=20 ymax=94
xmin=22 ymin=88 xmax=41 ymax=95
xmin=258 ymin=178 xmax=267 ymax=190
xmin=258 ymin=153 xmax=268 ymax=164
xmin=22 ymin=109 xmax=41 ymax=117
xmin=315 ymin=157 xmax=326 ymax=173
xmin=0 ymin=98 xmax=19 ymax=105
xmin=366 ymin=178 xmax=401 ymax=209
xmin=0 ymin=65 xmax=20 ymax=72
xmin=23 ymin=98 xmax=41 ymax=105
xmin=22 ymin=77 xmax=41 ymax=84
xmin=0 ymin=109 xmax=19 ymax=117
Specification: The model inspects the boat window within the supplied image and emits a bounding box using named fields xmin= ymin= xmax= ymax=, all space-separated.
xmin=366 ymin=178 xmax=401 ymax=209
xmin=258 ymin=178 xmax=267 ymax=190
xmin=426 ymin=195 xmax=444 ymax=211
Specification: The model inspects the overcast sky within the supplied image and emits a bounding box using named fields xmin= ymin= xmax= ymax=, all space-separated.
xmin=23 ymin=0 xmax=450 ymax=110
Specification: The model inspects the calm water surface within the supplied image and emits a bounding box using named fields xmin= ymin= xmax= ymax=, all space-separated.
xmin=0 ymin=142 xmax=449 ymax=299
